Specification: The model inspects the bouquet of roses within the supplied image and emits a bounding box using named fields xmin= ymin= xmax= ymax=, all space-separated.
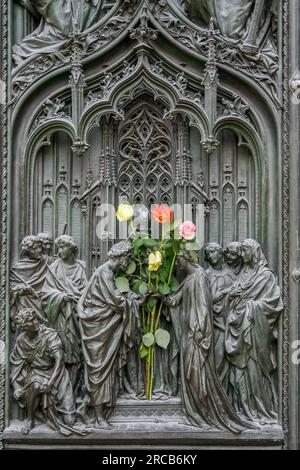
xmin=115 ymin=203 xmax=198 ymax=399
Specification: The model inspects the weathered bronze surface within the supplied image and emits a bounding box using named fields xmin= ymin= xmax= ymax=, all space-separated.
xmin=0 ymin=0 xmax=299 ymax=450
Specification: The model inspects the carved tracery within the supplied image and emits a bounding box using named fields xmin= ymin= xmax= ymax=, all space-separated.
xmin=118 ymin=100 xmax=173 ymax=206
xmin=4 ymin=0 xmax=286 ymax=447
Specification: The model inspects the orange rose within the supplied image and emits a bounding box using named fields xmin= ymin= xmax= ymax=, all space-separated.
xmin=151 ymin=205 xmax=174 ymax=224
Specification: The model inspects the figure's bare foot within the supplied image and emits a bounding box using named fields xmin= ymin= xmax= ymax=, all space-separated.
xmin=63 ymin=414 xmax=75 ymax=426
xmin=95 ymin=419 xmax=114 ymax=430
xmin=59 ymin=427 xmax=72 ymax=436
xmin=22 ymin=419 xmax=34 ymax=435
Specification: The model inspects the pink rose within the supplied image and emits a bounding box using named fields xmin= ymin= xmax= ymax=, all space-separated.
xmin=179 ymin=221 xmax=196 ymax=241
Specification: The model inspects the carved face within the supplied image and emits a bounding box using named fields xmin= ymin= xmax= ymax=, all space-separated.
xmin=205 ymin=247 xmax=222 ymax=267
xmin=42 ymin=241 xmax=52 ymax=254
xmin=26 ymin=241 xmax=43 ymax=260
xmin=57 ymin=244 xmax=75 ymax=261
xmin=241 ymin=244 xmax=253 ymax=264
xmin=226 ymin=245 xmax=241 ymax=266
xmin=177 ymin=256 xmax=187 ymax=272
xmin=23 ymin=316 xmax=39 ymax=334
xmin=118 ymin=255 xmax=130 ymax=271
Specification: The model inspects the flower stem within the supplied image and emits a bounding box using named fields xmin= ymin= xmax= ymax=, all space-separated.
xmin=154 ymin=249 xmax=177 ymax=331
xmin=168 ymin=250 xmax=177 ymax=285
xmin=149 ymin=346 xmax=155 ymax=400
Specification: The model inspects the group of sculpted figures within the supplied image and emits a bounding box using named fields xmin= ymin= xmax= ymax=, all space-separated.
xmin=10 ymin=232 xmax=283 ymax=435
xmin=13 ymin=0 xmax=278 ymax=66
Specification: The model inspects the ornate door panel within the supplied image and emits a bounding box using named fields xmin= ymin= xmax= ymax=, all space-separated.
xmin=1 ymin=0 xmax=294 ymax=450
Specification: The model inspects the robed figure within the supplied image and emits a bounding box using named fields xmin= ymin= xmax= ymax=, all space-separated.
xmin=205 ymin=243 xmax=234 ymax=382
xmin=224 ymin=239 xmax=283 ymax=424
xmin=10 ymin=235 xmax=49 ymax=326
xmin=78 ymin=242 xmax=140 ymax=429
xmin=166 ymin=252 xmax=248 ymax=433
xmin=185 ymin=0 xmax=278 ymax=44
xmin=42 ymin=236 xmax=87 ymax=394
xmin=10 ymin=308 xmax=76 ymax=435
xmin=13 ymin=0 xmax=105 ymax=65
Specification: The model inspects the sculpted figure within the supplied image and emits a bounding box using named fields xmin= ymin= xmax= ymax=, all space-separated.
xmin=13 ymin=0 xmax=105 ymax=65
xmin=204 ymin=243 xmax=233 ymax=381
xmin=10 ymin=235 xmax=49 ymax=325
xmin=224 ymin=242 xmax=243 ymax=280
xmin=185 ymin=0 xmax=277 ymax=48
xmin=42 ymin=235 xmax=87 ymax=394
xmin=224 ymin=239 xmax=283 ymax=423
xmin=10 ymin=308 xmax=76 ymax=435
xmin=37 ymin=232 xmax=54 ymax=264
xmin=78 ymin=242 xmax=141 ymax=429
xmin=165 ymin=251 xmax=248 ymax=433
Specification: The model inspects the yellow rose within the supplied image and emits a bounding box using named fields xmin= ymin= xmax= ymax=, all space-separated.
xmin=116 ymin=204 xmax=134 ymax=222
xmin=148 ymin=251 xmax=163 ymax=272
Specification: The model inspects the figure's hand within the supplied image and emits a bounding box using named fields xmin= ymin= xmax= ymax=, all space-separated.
xmin=228 ymin=289 xmax=241 ymax=299
xmin=63 ymin=293 xmax=74 ymax=302
xmin=138 ymin=295 xmax=147 ymax=306
xmin=164 ymin=296 xmax=176 ymax=307
xmin=219 ymin=287 xmax=231 ymax=297
xmin=194 ymin=330 xmax=204 ymax=345
xmin=41 ymin=382 xmax=53 ymax=394
xmin=151 ymin=292 xmax=163 ymax=300
xmin=14 ymin=389 xmax=24 ymax=400
xmin=19 ymin=286 xmax=35 ymax=296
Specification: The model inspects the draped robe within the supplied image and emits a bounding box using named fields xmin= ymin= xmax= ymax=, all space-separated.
xmin=42 ymin=258 xmax=87 ymax=367
xmin=171 ymin=267 xmax=248 ymax=433
xmin=78 ymin=263 xmax=139 ymax=416
xmin=10 ymin=325 xmax=75 ymax=433
xmin=225 ymin=250 xmax=283 ymax=423
xmin=206 ymin=266 xmax=235 ymax=382
xmin=186 ymin=0 xmax=277 ymax=41
xmin=10 ymin=256 xmax=49 ymax=324
xmin=14 ymin=0 xmax=105 ymax=65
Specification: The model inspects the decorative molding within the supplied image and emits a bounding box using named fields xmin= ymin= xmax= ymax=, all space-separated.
xmin=0 ymin=0 xmax=293 ymax=450
xmin=129 ymin=4 xmax=158 ymax=43
xmin=151 ymin=0 xmax=280 ymax=106
xmin=11 ymin=0 xmax=141 ymax=104
xmin=32 ymin=98 xmax=69 ymax=131
xmin=222 ymin=94 xmax=250 ymax=121
xmin=282 ymin=0 xmax=289 ymax=451
xmin=0 ymin=0 xmax=7 ymax=451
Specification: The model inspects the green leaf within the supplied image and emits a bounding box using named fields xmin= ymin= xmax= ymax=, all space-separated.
xmin=155 ymin=329 xmax=171 ymax=349
xmin=159 ymin=283 xmax=171 ymax=296
xmin=142 ymin=332 xmax=155 ymax=347
xmin=159 ymin=269 xmax=169 ymax=282
xmin=185 ymin=240 xmax=201 ymax=251
xmin=147 ymin=297 xmax=157 ymax=310
xmin=132 ymin=280 xmax=141 ymax=295
xmin=140 ymin=269 xmax=148 ymax=280
xmin=173 ymin=241 xmax=182 ymax=254
xmin=139 ymin=344 xmax=149 ymax=359
xmin=139 ymin=282 xmax=149 ymax=295
xmin=134 ymin=237 xmax=160 ymax=255
xmin=134 ymin=237 xmax=149 ymax=255
xmin=188 ymin=250 xmax=199 ymax=262
xmin=170 ymin=277 xmax=180 ymax=292
xmin=143 ymin=239 xmax=161 ymax=249
xmin=164 ymin=240 xmax=173 ymax=249
xmin=126 ymin=261 xmax=137 ymax=275
xmin=115 ymin=277 xmax=130 ymax=293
